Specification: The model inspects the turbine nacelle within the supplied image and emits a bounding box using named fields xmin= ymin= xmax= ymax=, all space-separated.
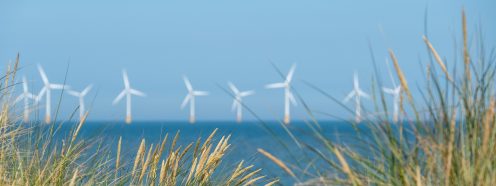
xmin=67 ymin=85 xmax=93 ymax=98
xmin=180 ymin=91 xmax=209 ymax=110
xmin=383 ymin=86 xmax=402 ymax=95
xmin=113 ymin=89 xmax=143 ymax=105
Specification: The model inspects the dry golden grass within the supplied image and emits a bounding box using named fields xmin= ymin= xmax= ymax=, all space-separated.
xmin=423 ymin=35 xmax=453 ymax=82
xmin=257 ymin=148 xmax=296 ymax=180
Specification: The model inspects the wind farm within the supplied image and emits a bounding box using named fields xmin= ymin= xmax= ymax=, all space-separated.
xmin=9 ymin=63 xmax=404 ymax=124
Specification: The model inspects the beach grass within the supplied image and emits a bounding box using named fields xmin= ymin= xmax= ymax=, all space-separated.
xmin=259 ymin=10 xmax=496 ymax=185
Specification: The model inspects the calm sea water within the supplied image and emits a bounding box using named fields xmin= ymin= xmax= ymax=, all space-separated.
xmin=40 ymin=121 xmax=365 ymax=185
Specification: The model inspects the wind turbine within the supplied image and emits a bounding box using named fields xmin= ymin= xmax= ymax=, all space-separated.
xmin=38 ymin=65 xmax=69 ymax=124
xmin=265 ymin=64 xmax=297 ymax=124
xmin=14 ymin=76 xmax=37 ymax=122
xmin=383 ymin=59 xmax=402 ymax=122
xmin=228 ymin=82 xmax=254 ymax=123
xmin=113 ymin=70 xmax=146 ymax=124
xmin=181 ymin=76 xmax=208 ymax=124
xmin=344 ymin=71 xmax=370 ymax=123
xmin=67 ymin=85 xmax=93 ymax=121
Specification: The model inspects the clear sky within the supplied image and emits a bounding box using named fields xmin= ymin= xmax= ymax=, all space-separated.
xmin=0 ymin=0 xmax=494 ymax=121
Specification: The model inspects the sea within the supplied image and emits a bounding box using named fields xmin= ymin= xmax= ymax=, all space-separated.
xmin=39 ymin=121 xmax=366 ymax=185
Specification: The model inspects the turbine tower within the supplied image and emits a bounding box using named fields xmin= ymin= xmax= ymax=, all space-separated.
xmin=67 ymin=85 xmax=93 ymax=121
xmin=344 ymin=72 xmax=370 ymax=123
xmin=181 ymin=76 xmax=208 ymax=124
xmin=228 ymin=82 xmax=254 ymax=123
xmin=14 ymin=76 xmax=37 ymax=122
xmin=383 ymin=59 xmax=402 ymax=122
xmin=113 ymin=70 xmax=146 ymax=124
xmin=38 ymin=65 xmax=69 ymax=124
xmin=265 ymin=64 xmax=297 ymax=124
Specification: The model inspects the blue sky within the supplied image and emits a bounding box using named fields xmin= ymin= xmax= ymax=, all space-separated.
xmin=0 ymin=0 xmax=495 ymax=121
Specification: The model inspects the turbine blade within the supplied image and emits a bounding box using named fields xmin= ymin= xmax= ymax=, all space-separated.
xmin=231 ymin=100 xmax=238 ymax=111
xmin=22 ymin=76 xmax=28 ymax=93
xmin=26 ymin=93 xmax=36 ymax=100
xmin=354 ymin=71 xmax=359 ymax=90
xmin=265 ymin=82 xmax=286 ymax=89
xmin=130 ymin=89 xmax=146 ymax=97
xmin=228 ymin=82 xmax=239 ymax=94
xmin=113 ymin=90 xmax=126 ymax=105
xmin=240 ymin=90 xmax=255 ymax=97
xmin=386 ymin=58 xmax=398 ymax=87
xmin=180 ymin=95 xmax=191 ymax=109
xmin=81 ymin=84 xmax=93 ymax=96
xmin=67 ymin=90 xmax=80 ymax=97
xmin=123 ymin=70 xmax=130 ymax=89
xmin=14 ymin=95 xmax=24 ymax=104
xmin=286 ymin=64 xmax=296 ymax=82
xmin=50 ymin=84 xmax=68 ymax=89
xmin=343 ymin=91 xmax=355 ymax=103
xmin=383 ymin=87 xmax=394 ymax=94
xmin=359 ymin=90 xmax=370 ymax=99
xmin=289 ymin=92 xmax=297 ymax=106
xmin=395 ymin=86 xmax=402 ymax=93
xmin=38 ymin=87 xmax=47 ymax=98
xmin=37 ymin=65 xmax=49 ymax=84
xmin=183 ymin=76 xmax=193 ymax=91
xmin=193 ymin=91 xmax=209 ymax=96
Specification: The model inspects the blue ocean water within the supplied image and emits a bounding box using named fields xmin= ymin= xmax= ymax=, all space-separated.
xmin=43 ymin=121 xmax=364 ymax=185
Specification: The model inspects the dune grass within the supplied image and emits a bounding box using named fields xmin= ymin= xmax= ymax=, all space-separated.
xmin=259 ymin=10 xmax=496 ymax=185
xmin=0 ymin=59 xmax=273 ymax=185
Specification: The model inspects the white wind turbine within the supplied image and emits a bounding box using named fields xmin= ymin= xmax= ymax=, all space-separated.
xmin=113 ymin=70 xmax=146 ymax=124
xmin=344 ymin=71 xmax=370 ymax=123
xmin=265 ymin=64 xmax=297 ymax=124
xmin=67 ymin=85 xmax=93 ymax=121
xmin=14 ymin=76 xmax=37 ymax=122
xmin=383 ymin=59 xmax=402 ymax=123
xmin=38 ymin=65 xmax=69 ymax=124
xmin=228 ymin=82 xmax=254 ymax=123
xmin=181 ymin=76 xmax=208 ymax=124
